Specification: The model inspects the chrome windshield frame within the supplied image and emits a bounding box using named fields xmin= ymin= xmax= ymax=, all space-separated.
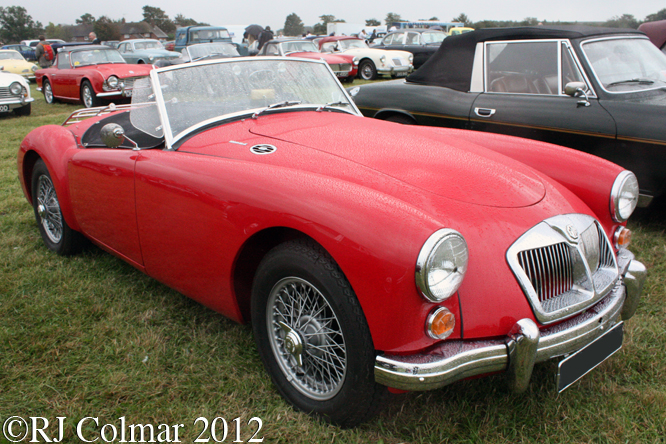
xmin=147 ymin=56 xmax=362 ymax=150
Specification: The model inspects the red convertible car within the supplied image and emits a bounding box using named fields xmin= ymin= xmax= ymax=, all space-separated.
xmin=36 ymin=45 xmax=154 ymax=108
xmin=18 ymin=57 xmax=646 ymax=427
xmin=257 ymin=38 xmax=358 ymax=82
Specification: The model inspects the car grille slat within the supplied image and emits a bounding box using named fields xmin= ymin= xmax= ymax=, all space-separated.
xmin=0 ymin=87 xmax=14 ymax=100
xmin=508 ymin=214 xmax=619 ymax=324
xmin=518 ymin=242 xmax=574 ymax=304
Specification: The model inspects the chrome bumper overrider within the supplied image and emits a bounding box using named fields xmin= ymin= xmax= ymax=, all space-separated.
xmin=374 ymin=249 xmax=646 ymax=392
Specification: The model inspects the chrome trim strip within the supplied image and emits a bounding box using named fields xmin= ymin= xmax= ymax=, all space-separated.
xmin=96 ymin=91 xmax=122 ymax=97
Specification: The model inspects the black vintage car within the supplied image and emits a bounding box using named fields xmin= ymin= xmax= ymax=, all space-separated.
xmin=370 ymin=29 xmax=447 ymax=68
xmin=349 ymin=26 xmax=666 ymax=206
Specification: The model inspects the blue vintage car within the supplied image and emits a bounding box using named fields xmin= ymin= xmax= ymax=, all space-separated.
xmin=2 ymin=44 xmax=36 ymax=61
xmin=116 ymin=39 xmax=180 ymax=64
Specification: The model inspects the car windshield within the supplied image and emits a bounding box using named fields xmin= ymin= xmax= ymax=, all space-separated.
xmin=134 ymin=41 xmax=164 ymax=50
xmin=582 ymin=37 xmax=666 ymax=92
xmin=130 ymin=58 xmax=357 ymax=145
xmin=70 ymin=49 xmax=126 ymax=66
xmin=339 ymin=39 xmax=368 ymax=50
xmin=422 ymin=32 xmax=446 ymax=44
xmin=187 ymin=43 xmax=239 ymax=60
xmin=0 ymin=51 xmax=24 ymax=60
xmin=281 ymin=41 xmax=318 ymax=53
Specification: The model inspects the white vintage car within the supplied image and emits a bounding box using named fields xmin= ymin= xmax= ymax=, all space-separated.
xmin=0 ymin=69 xmax=33 ymax=116
xmin=319 ymin=36 xmax=413 ymax=80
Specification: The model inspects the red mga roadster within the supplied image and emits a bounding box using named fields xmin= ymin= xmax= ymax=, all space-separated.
xmin=18 ymin=57 xmax=646 ymax=426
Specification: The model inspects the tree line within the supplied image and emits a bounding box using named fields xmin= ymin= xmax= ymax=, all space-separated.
xmin=1 ymin=5 xmax=666 ymax=43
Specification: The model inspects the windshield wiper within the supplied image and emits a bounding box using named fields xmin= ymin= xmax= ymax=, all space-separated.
xmin=607 ymin=78 xmax=655 ymax=87
xmin=316 ymin=101 xmax=351 ymax=112
xmin=252 ymin=100 xmax=302 ymax=119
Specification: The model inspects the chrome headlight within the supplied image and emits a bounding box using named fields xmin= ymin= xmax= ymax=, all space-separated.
xmin=380 ymin=55 xmax=386 ymax=64
xmin=106 ymin=75 xmax=120 ymax=89
xmin=352 ymin=56 xmax=359 ymax=65
xmin=408 ymin=54 xmax=414 ymax=63
xmin=610 ymin=170 xmax=639 ymax=222
xmin=416 ymin=229 xmax=469 ymax=302
xmin=32 ymin=65 xmax=38 ymax=72
xmin=9 ymin=81 xmax=22 ymax=95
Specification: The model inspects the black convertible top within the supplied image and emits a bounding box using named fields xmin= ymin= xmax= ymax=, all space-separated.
xmin=407 ymin=26 xmax=645 ymax=91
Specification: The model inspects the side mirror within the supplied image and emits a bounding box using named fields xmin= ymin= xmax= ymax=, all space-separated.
xmin=564 ymin=81 xmax=590 ymax=107
xmin=100 ymin=123 xmax=138 ymax=149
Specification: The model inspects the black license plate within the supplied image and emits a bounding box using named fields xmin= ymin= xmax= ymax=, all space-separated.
xmin=557 ymin=321 xmax=623 ymax=392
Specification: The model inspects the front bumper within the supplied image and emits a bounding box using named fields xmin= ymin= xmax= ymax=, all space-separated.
xmin=0 ymin=97 xmax=34 ymax=111
xmin=374 ymin=249 xmax=646 ymax=392
xmin=376 ymin=65 xmax=412 ymax=76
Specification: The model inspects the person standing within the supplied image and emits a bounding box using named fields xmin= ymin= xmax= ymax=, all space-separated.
xmin=89 ymin=32 xmax=100 ymax=44
xmin=35 ymin=35 xmax=51 ymax=68
xmin=257 ymin=26 xmax=274 ymax=50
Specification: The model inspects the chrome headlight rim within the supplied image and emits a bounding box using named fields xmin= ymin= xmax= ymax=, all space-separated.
xmin=415 ymin=228 xmax=469 ymax=303
xmin=31 ymin=64 xmax=38 ymax=72
xmin=9 ymin=81 xmax=23 ymax=95
xmin=610 ymin=170 xmax=639 ymax=223
xmin=105 ymin=75 xmax=120 ymax=90
xmin=379 ymin=55 xmax=387 ymax=64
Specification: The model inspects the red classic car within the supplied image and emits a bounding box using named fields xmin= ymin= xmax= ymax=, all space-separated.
xmin=36 ymin=45 xmax=154 ymax=108
xmin=257 ymin=38 xmax=358 ymax=82
xmin=18 ymin=57 xmax=646 ymax=427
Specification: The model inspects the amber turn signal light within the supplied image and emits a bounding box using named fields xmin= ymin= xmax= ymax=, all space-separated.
xmin=427 ymin=307 xmax=455 ymax=339
xmin=614 ymin=226 xmax=632 ymax=248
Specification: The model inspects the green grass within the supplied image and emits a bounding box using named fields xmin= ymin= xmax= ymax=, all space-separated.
xmin=1 ymin=84 xmax=665 ymax=443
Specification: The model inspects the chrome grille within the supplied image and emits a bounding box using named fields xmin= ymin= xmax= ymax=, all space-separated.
xmin=392 ymin=58 xmax=403 ymax=66
xmin=518 ymin=243 xmax=574 ymax=303
xmin=0 ymin=86 xmax=23 ymax=100
xmin=329 ymin=63 xmax=352 ymax=73
xmin=507 ymin=214 xmax=619 ymax=324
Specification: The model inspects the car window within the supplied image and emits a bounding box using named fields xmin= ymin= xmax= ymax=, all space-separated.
xmin=422 ymin=32 xmax=446 ymax=44
xmin=486 ymin=41 xmax=559 ymax=95
xmin=382 ymin=34 xmax=394 ymax=45
xmin=406 ymin=33 xmax=420 ymax=45
xmin=265 ymin=43 xmax=279 ymax=56
xmin=582 ymin=37 xmax=666 ymax=92
xmin=392 ymin=33 xmax=406 ymax=45
xmin=561 ymin=42 xmax=586 ymax=93
xmin=57 ymin=52 xmax=70 ymax=69
xmin=0 ymin=51 xmax=22 ymax=60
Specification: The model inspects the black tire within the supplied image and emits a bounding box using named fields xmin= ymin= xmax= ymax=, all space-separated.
xmin=251 ymin=240 xmax=388 ymax=427
xmin=14 ymin=103 xmax=31 ymax=116
xmin=80 ymin=80 xmax=101 ymax=108
xmin=358 ymin=60 xmax=378 ymax=81
xmin=43 ymin=79 xmax=55 ymax=104
xmin=384 ymin=114 xmax=416 ymax=125
xmin=31 ymin=159 xmax=84 ymax=256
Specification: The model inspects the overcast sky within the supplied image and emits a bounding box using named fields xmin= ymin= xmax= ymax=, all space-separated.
xmin=5 ymin=0 xmax=665 ymax=32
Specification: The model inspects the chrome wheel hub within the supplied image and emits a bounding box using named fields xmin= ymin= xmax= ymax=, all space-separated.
xmin=267 ymin=277 xmax=347 ymax=400
xmin=36 ymin=175 xmax=63 ymax=243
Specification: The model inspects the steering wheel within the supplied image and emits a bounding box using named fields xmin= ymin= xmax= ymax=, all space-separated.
xmin=248 ymin=69 xmax=276 ymax=89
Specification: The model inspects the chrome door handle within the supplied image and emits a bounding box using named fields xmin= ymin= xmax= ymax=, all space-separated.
xmin=474 ymin=107 xmax=496 ymax=118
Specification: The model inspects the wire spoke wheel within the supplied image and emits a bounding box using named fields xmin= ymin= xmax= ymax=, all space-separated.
xmin=44 ymin=81 xmax=53 ymax=104
xmin=36 ymin=174 xmax=63 ymax=244
xmin=267 ymin=277 xmax=347 ymax=400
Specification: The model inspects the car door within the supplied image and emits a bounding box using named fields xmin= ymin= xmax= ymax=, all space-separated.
xmin=50 ymin=52 xmax=78 ymax=99
xmin=470 ymin=40 xmax=616 ymax=156
xmin=67 ymin=148 xmax=143 ymax=266
xmin=118 ymin=42 xmax=135 ymax=63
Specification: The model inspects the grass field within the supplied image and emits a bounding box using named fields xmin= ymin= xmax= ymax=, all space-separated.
xmin=1 ymin=83 xmax=665 ymax=443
